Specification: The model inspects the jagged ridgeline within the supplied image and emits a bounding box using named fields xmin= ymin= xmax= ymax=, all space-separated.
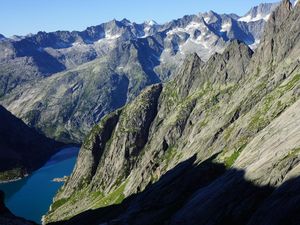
xmin=0 ymin=3 xmax=278 ymax=144
xmin=45 ymin=1 xmax=300 ymax=224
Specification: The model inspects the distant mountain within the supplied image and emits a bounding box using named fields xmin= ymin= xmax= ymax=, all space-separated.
xmin=238 ymin=3 xmax=279 ymax=23
xmin=0 ymin=2 xmax=278 ymax=144
xmin=44 ymin=1 xmax=300 ymax=224
xmin=0 ymin=34 xmax=5 ymax=41
xmin=0 ymin=105 xmax=61 ymax=182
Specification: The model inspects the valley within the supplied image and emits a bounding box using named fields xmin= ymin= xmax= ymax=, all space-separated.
xmin=0 ymin=1 xmax=300 ymax=225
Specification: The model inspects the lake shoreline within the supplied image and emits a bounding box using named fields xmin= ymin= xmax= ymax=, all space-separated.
xmin=0 ymin=147 xmax=80 ymax=224
xmin=0 ymin=175 xmax=28 ymax=184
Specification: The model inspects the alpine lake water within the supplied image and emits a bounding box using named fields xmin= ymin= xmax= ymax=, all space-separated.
xmin=0 ymin=147 xmax=79 ymax=224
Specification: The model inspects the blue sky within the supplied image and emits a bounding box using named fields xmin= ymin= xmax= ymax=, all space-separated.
xmin=0 ymin=0 xmax=278 ymax=37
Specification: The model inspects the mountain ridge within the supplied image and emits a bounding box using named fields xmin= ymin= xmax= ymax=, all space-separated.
xmin=0 ymin=2 xmax=279 ymax=144
xmin=44 ymin=1 xmax=300 ymax=224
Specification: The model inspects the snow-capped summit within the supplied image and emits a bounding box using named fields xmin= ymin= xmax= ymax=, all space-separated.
xmin=238 ymin=2 xmax=279 ymax=23
xmin=145 ymin=20 xmax=158 ymax=26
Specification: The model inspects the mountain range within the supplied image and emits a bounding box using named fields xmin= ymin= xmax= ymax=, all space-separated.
xmin=41 ymin=0 xmax=300 ymax=224
xmin=1 ymin=1 xmax=300 ymax=225
xmin=0 ymin=2 xmax=279 ymax=144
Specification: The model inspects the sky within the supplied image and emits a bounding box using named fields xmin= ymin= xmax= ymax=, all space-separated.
xmin=0 ymin=0 xmax=279 ymax=37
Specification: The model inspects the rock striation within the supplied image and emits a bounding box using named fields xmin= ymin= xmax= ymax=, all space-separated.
xmin=44 ymin=1 xmax=300 ymax=224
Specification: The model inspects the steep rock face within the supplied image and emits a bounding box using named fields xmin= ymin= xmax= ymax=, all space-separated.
xmin=238 ymin=3 xmax=279 ymax=23
xmin=0 ymin=3 xmax=277 ymax=144
xmin=174 ymin=40 xmax=253 ymax=98
xmin=45 ymin=1 xmax=300 ymax=224
xmin=0 ymin=105 xmax=61 ymax=181
xmin=45 ymin=84 xmax=162 ymax=220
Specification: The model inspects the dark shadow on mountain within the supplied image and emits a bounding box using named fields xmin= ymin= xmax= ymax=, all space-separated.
xmin=48 ymin=154 xmax=300 ymax=225
xmin=13 ymin=39 xmax=66 ymax=75
xmin=134 ymin=37 xmax=162 ymax=84
xmin=0 ymin=178 xmax=29 ymax=200
xmin=0 ymin=105 xmax=64 ymax=177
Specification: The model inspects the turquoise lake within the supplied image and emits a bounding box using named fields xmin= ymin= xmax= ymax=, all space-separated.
xmin=0 ymin=147 xmax=79 ymax=224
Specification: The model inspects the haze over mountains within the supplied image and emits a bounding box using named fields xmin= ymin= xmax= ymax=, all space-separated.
xmin=0 ymin=2 xmax=278 ymax=144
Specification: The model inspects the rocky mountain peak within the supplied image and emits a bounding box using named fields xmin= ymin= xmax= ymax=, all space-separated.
xmin=174 ymin=40 xmax=253 ymax=99
xmin=238 ymin=2 xmax=279 ymax=22
xmin=0 ymin=2 xmax=280 ymax=144
xmin=268 ymin=0 xmax=292 ymax=26
xmin=250 ymin=0 xmax=297 ymax=71
xmin=205 ymin=40 xmax=253 ymax=83
xmin=120 ymin=18 xmax=132 ymax=25
xmin=44 ymin=1 xmax=300 ymax=224
xmin=144 ymin=20 xmax=158 ymax=26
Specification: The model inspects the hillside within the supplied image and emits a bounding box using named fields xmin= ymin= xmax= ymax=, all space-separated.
xmin=0 ymin=3 xmax=278 ymax=144
xmin=44 ymin=1 xmax=300 ymax=224
xmin=0 ymin=105 xmax=62 ymax=182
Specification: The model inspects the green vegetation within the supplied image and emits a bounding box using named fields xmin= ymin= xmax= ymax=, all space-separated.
xmin=51 ymin=197 xmax=70 ymax=212
xmin=223 ymin=125 xmax=235 ymax=141
xmin=0 ymin=168 xmax=23 ymax=181
xmin=224 ymin=151 xmax=241 ymax=168
xmin=223 ymin=140 xmax=248 ymax=168
xmin=93 ymin=180 xmax=128 ymax=208
xmin=162 ymin=146 xmax=177 ymax=171
xmin=279 ymin=74 xmax=300 ymax=92
xmin=282 ymin=147 xmax=300 ymax=161
xmin=249 ymin=74 xmax=300 ymax=132
xmin=198 ymin=119 xmax=208 ymax=130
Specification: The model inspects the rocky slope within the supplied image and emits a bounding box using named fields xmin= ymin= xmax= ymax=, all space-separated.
xmin=44 ymin=1 xmax=300 ymax=224
xmin=0 ymin=105 xmax=62 ymax=182
xmin=0 ymin=3 xmax=277 ymax=144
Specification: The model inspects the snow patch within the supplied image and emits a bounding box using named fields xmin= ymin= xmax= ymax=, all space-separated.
xmin=238 ymin=13 xmax=270 ymax=23
xmin=105 ymin=32 xmax=121 ymax=40
xmin=220 ymin=22 xmax=231 ymax=32
xmin=203 ymin=16 xmax=211 ymax=23
xmin=249 ymin=39 xmax=260 ymax=50
xmin=145 ymin=20 xmax=157 ymax=26
xmin=167 ymin=21 xmax=206 ymax=36
xmin=72 ymin=42 xmax=83 ymax=47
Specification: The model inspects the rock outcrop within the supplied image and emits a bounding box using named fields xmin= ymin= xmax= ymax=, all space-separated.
xmin=45 ymin=1 xmax=300 ymax=224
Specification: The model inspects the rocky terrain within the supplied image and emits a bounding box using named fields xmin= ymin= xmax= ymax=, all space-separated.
xmin=0 ymin=3 xmax=278 ymax=144
xmin=44 ymin=1 xmax=300 ymax=224
xmin=0 ymin=105 xmax=62 ymax=182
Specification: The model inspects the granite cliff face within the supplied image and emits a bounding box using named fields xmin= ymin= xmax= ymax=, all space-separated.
xmin=0 ymin=3 xmax=277 ymax=144
xmin=44 ymin=1 xmax=300 ymax=224
xmin=0 ymin=105 xmax=61 ymax=182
